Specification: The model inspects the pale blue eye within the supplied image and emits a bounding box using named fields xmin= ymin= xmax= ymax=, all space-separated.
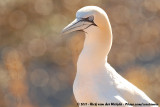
xmin=88 ymin=16 xmax=94 ymax=22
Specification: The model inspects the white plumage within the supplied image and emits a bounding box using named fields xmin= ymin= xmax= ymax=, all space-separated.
xmin=62 ymin=6 xmax=157 ymax=107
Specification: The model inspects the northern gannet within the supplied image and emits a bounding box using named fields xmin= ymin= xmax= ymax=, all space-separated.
xmin=62 ymin=6 xmax=157 ymax=107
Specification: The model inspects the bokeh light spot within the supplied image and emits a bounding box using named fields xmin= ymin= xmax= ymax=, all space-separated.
xmin=8 ymin=10 xmax=27 ymax=29
xmin=30 ymin=69 xmax=49 ymax=87
xmin=28 ymin=38 xmax=47 ymax=57
xmin=35 ymin=0 xmax=53 ymax=16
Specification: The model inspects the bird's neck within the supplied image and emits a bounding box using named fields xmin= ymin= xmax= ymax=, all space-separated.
xmin=77 ymin=26 xmax=112 ymax=74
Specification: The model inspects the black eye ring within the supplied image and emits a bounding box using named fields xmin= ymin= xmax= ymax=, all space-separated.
xmin=76 ymin=16 xmax=97 ymax=26
xmin=87 ymin=16 xmax=94 ymax=22
xmin=79 ymin=16 xmax=94 ymax=22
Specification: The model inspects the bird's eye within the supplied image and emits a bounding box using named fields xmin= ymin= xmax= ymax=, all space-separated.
xmin=87 ymin=16 xmax=94 ymax=22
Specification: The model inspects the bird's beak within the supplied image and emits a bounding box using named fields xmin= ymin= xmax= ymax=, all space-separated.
xmin=62 ymin=19 xmax=84 ymax=35
xmin=61 ymin=19 xmax=94 ymax=35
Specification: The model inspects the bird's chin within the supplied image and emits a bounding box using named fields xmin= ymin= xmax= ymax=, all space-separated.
xmin=76 ymin=30 xmax=87 ymax=34
xmin=62 ymin=28 xmax=88 ymax=35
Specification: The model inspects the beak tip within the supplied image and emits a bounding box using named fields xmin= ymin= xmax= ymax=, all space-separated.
xmin=61 ymin=19 xmax=84 ymax=35
xmin=61 ymin=29 xmax=67 ymax=35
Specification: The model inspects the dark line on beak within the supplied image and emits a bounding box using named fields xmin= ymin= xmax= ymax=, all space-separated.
xmin=62 ymin=23 xmax=89 ymax=34
xmin=69 ymin=20 xmax=82 ymax=28
xmin=77 ymin=30 xmax=88 ymax=34
xmin=62 ymin=20 xmax=86 ymax=33
xmin=62 ymin=18 xmax=97 ymax=34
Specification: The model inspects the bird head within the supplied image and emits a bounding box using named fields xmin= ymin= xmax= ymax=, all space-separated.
xmin=62 ymin=6 xmax=111 ymax=34
xmin=62 ymin=6 xmax=112 ymax=60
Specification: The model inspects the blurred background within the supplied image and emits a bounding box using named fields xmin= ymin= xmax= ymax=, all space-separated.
xmin=0 ymin=0 xmax=160 ymax=107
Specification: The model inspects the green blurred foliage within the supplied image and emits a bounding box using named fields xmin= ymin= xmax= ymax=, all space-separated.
xmin=0 ymin=0 xmax=160 ymax=107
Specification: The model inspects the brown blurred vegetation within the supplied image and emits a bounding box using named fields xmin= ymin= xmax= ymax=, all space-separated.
xmin=0 ymin=0 xmax=160 ymax=107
